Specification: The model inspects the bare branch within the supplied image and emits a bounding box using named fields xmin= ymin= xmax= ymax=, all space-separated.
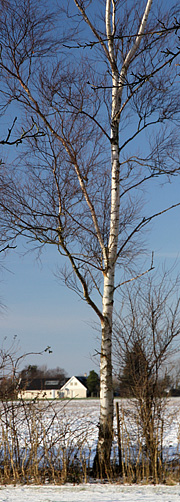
xmin=0 ymin=117 xmax=45 ymax=146
xmin=114 ymin=252 xmax=155 ymax=291
xmin=116 ymin=203 xmax=180 ymax=261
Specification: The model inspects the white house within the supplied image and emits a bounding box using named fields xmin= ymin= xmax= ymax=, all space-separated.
xmin=17 ymin=378 xmax=62 ymax=400
xmin=17 ymin=375 xmax=88 ymax=400
xmin=59 ymin=376 xmax=87 ymax=399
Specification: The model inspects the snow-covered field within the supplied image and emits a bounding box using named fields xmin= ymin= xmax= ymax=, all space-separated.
xmin=0 ymin=397 xmax=179 ymax=467
xmin=0 ymin=397 xmax=179 ymax=498
xmin=0 ymin=483 xmax=180 ymax=502
xmin=41 ymin=397 xmax=180 ymax=462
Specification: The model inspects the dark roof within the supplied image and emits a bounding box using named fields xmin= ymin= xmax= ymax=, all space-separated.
xmin=75 ymin=376 xmax=88 ymax=388
xmin=19 ymin=375 xmax=88 ymax=391
xmin=19 ymin=378 xmax=62 ymax=391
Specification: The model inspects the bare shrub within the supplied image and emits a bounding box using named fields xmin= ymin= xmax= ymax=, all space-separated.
xmin=114 ymin=271 xmax=180 ymax=481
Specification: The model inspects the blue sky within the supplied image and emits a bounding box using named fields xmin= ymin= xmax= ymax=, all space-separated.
xmin=1 ymin=245 xmax=99 ymax=376
xmin=1 ymin=0 xmax=180 ymax=377
xmin=1 ymin=173 xmax=180 ymax=376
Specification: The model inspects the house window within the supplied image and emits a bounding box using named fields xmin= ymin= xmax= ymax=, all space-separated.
xmin=45 ymin=380 xmax=59 ymax=386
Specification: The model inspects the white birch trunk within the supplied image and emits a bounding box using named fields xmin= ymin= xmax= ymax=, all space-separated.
xmin=98 ymin=121 xmax=119 ymax=467
xmin=96 ymin=0 xmax=153 ymax=470
xmin=97 ymin=1 xmax=120 ymax=468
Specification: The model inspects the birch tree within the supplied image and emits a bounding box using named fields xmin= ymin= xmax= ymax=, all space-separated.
xmin=0 ymin=0 xmax=180 ymax=471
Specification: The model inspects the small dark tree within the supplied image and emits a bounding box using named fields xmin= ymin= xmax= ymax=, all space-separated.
xmin=119 ymin=339 xmax=151 ymax=397
xmin=87 ymin=370 xmax=100 ymax=397
xmin=120 ymin=342 xmax=173 ymax=397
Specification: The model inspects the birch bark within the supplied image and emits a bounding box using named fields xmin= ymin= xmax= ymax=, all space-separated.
xmin=96 ymin=0 xmax=153 ymax=470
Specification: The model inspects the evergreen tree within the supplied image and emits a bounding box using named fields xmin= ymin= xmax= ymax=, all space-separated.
xmin=119 ymin=340 xmax=150 ymax=397
xmin=87 ymin=370 xmax=100 ymax=397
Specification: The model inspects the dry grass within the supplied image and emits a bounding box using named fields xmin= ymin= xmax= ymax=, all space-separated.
xmin=0 ymin=398 xmax=179 ymax=484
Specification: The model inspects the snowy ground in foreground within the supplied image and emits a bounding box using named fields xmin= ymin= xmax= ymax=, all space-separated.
xmin=0 ymin=484 xmax=180 ymax=502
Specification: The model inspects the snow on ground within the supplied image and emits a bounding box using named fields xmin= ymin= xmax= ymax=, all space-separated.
xmin=1 ymin=397 xmax=179 ymax=460
xmin=0 ymin=483 xmax=180 ymax=502
xmin=43 ymin=397 xmax=180 ymax=463
xmin=0 ymin=398 xmax=179 ymax=501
